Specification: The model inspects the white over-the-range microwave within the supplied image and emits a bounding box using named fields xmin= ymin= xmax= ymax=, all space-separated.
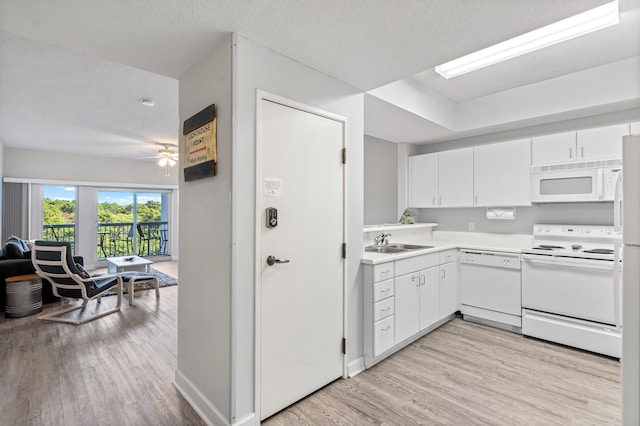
xmin=531 ymin=160 xmax=621 ymax=203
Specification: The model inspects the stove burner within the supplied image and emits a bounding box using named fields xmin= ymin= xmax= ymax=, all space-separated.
xmin=532 ymin=245 xmax=565 ymax=250
xmin=583 ymin=248 xmax=615 ymax=255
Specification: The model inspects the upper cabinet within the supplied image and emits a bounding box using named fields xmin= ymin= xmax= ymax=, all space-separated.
xmin=439 ymin=148 xmax=474 ymax=207
xmin=474 ymin=139 xmax=531 ymax=207
xmin=630 ymin=122 xmax=640 ymax=135
xmin=531 ymin=131 xmax=576 ymax=165
xmin=576 ymin=123 xmax=628 ymax=161
xmin=408 ymin=148 xmax=473 ymax=208
xmin=532 ymin=124 xmax=629 ymax=165
xmin=408 ymin=153 xmax=438 ymax=208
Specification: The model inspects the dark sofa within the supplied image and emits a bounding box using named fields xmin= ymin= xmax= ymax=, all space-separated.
xmin=0 ymin=236 xmax=83 ymax=313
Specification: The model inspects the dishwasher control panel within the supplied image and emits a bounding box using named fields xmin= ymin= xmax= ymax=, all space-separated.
xmin=460 ymin=250 xmax=521 ymax=270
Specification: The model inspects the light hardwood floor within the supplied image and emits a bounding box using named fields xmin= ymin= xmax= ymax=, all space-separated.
xmin=1 ymin=264 xmax=621 ymax=425
xmin=0 ymin=261 xmax=205 ymax=426
xmin=265 ymin=319 xmax=621 ymax=425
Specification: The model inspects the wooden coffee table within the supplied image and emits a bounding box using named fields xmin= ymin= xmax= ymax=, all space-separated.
xmin=107 ymin=255 xmax=153 ymax=274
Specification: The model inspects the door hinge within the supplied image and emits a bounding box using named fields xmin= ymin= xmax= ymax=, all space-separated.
xmin=342 ymin=148 xmax=347 ymax=164
xmin=342 ymin=243 xmax=346 ymax=259
xmin=342 ymin=338 xmax=346 ymax=354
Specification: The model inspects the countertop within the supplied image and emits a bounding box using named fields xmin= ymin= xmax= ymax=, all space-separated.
xmin=361 ymin=231 xmax=532 ymax=265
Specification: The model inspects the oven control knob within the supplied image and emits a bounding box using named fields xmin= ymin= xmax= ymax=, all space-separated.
xmin=606 ymin=228 xmax=612 ymax=234
xmin=584 ymin=228 xmax=590 ymax=233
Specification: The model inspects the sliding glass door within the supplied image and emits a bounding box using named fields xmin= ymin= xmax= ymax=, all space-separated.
xmin=97 ymin=191 xmax=169 ymax=259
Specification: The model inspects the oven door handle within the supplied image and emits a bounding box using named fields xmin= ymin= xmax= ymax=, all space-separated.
xmin=522 ymin=254 xmax=616 ymax=271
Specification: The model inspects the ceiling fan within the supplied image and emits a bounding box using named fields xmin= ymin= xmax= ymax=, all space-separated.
xmin=140 ymin=144 xmax=179 ymax=175
xmin=156 ymin=146 xmax=179 ymax=168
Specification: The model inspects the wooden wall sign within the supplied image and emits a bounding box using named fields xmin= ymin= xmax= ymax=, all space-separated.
xmin=183 ymin=104 xmax=217 ymax=181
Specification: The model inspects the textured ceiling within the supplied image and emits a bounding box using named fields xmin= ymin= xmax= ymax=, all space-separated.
xmin=0 ymin=0 xmax=611 ymax=89
xmin=0 ymin=0 xmax=638 ymax=159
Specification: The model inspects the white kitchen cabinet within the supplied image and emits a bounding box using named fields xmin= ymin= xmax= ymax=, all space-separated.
xmin=394 ymin=272 xmax=421 ymax=343
xmin=408 ymin=153 xmax=438 ymax=208
xmin=532 ymin=124 xmax=629 ymax=166
xmin=364 ymin=250 xmax=457 ymax=367
xmin=474 ymin=139 xmax=531 ymax=207
xmin=631 ymin=122 xmax=640 ymax=135
xmin=439 ymin=250 xmax=458 ymax=319
xmin=532 ymin=131 xmax=576 ymax=165
xmin=419 ymin=267 xmax=440 ymax=330
xmin=363 ymin=262 xmax=395 ymax=358
xmin=408 ymin=148 xmax=473 ymax=208
xmin=438 ymin=148 xmax=474 ymax=207
xmin=396 ymin=266 xmax=440 ymax=344
xmin=577 ymin=123 xmax=628 ymax=161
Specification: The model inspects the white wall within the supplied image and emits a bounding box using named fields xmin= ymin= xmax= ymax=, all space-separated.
xmin=233 ymin=34 xmax=364 ymax=422
xmin=364 ymin=135 xmax=397 ymax=225
xmin=177 ymin=33 xmax=365 ymax=426
xmin=175 ymin=36 xmax=233 ymax=424
xmin=3 ymin=147 xmax=178 ymax=186
xmin=0 ymin=139 xmax=3 ymax=240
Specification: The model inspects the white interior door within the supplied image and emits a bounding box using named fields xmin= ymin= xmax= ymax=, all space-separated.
xmin=259 ymin=97 xmax=344 ymax=420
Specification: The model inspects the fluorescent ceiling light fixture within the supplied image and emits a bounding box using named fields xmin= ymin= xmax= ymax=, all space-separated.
xmin=435 ymin=0 xmax=619 ymax=79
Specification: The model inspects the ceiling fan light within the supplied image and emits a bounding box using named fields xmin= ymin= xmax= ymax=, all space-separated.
xmin=158 ymin=157 xmax=168 ymax=167
xmin=168 ymin=158 xmax=176 ymax=167
xmin=435 ymin=0 xmax=619 ymax=79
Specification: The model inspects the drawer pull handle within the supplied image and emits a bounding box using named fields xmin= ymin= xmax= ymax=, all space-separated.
xmin=381 ymin=307 xmax=390 ymax=312
xmin=382 ymin=326 xmax=391 ymax=331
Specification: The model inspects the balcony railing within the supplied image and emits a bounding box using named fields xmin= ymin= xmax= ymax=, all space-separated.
xmin=42 ymin=224 xmax=75 ymax=253
xmin=97 ymin=222 xmax=169 ymax=258
xmin=43 ymin=222 xmax=169 ymax=259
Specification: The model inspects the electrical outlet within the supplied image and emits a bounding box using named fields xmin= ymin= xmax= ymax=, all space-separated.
xmin=468 ymin=222 xmax=475 ymax=231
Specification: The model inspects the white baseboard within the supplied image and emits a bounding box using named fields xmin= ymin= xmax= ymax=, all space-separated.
xmin=347 ymin=357 xmax=366 ymax=377
xmin=174 ymin=369 xmax=229 ymax=426
xmin=232 ymin=413 xmax=257 ymax=426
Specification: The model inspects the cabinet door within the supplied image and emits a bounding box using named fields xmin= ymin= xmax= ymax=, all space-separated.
xmin=577 ymin=124 xmax=628 ymax=161
xmin=474 ymin=139 xmax=531 ymax=207
xmin=419 ymin=267 xmax=440 ymax=330
xmin=438 ymin=148 xmax=474 ymax=207
xmin=394 ymin=273 xmax=420 ymax=344
xmin=408 ymin=153 xmax=438 ymax=208
xmin=631 ymin=122 xmax=640 ymax=135
xmin=532 ymin=132 xmax=576 ymax=165
xmin=439 ymin=262 xmax=458 ymax=319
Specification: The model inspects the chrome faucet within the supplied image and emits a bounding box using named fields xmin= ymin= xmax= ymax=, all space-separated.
xmin=374 ymin=233 xmax=391 ymax=247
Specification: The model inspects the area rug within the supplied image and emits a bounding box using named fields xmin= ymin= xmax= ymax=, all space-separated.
xmin=137 ymin=268 xmax=177 ymax=289
xmin=104 ymin=268 xmax=177 ymax=296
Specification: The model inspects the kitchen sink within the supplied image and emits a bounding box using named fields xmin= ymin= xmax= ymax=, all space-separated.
xmin=364 ymin=243 xmax=434 ymax=254
xmin=386 ymin=244 xmax=433 ymax=250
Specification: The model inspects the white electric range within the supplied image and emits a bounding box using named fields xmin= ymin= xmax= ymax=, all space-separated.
xmin=521 ymin=224 xmax=622 ymax=358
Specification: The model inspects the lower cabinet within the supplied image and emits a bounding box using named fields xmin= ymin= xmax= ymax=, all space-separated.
xmin=364 ymin=250 xmax=458 ymax=367
xmin=439 ymin=250 xmax=458 ymax=319
xmin=395 ymin=267 xmax=439 ymax=344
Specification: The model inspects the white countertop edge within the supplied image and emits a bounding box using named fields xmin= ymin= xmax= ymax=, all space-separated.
xmin=361 ymin=243 xmax=523 ymax=265
xmin=363 ymin=223 xmax=439 ymax=233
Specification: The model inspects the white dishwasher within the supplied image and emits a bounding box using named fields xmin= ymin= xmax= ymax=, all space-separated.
xmin=460 ymin=250 xmax=522 ymax=331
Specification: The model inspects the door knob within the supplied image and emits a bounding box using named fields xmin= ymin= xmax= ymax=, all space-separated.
xmin=267 ymin=255 xmax=290 ymax=266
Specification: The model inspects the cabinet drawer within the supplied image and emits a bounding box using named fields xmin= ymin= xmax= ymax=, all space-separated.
xmin=373 ymin=316 xmax=395 ymax=356
xmin=395 ymin=254 xmax=438 ymax=276
xmin=372 ymin=262 xmax=394 ymax=282
xmin=373 ymin=297 xmax=394 ymax=322
xmin=373 ymin=279 xmax=394 ymax=302
xmin=439 ymin=249 xmax=457 ymax=264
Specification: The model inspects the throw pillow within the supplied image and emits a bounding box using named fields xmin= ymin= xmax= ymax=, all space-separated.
xmin=75 ymin=263 xmax=91 ymax=279
xmin=1 ymin=237 xmax=26 ymax=259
